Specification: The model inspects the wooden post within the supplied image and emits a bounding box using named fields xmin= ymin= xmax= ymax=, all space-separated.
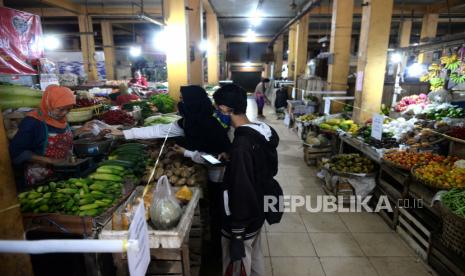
xmin=327 ymin=0 xmax=354 ymax=93
xmin=398 ymin=19 xmax=412 ymax=47
xmin=101 ymin=21 xmax=115 ymax=80
xmin=353 ymin=0 xmax=394 ymax=123
xmin=206 ymin=12 xmax=219 ymax=85
xmin=164 ymin=0 xmax=190 ymax=101
xmin=287 ymin=25 xmax=297 ymax=80
xmin=294 ymin=14 xmax=309 ymax=83
xmin=188 ymin=0 xmax=203 ymax=85
xmin=0 ymin=110 xmax=34 ymax=276
xmin=78 ymin=15 xmax=98 ymax=81
xmin=273 ymin=35 xmax=284 ymax=78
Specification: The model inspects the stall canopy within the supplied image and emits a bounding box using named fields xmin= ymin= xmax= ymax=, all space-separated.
xmin=0 ymin=7 xmax=43 ymax=75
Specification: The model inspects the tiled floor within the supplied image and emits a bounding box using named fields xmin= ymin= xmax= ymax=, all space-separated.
xmin=259 ymin=109 xmax=435 ymax=276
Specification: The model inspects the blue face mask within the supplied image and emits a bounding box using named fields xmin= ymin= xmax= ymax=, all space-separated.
xmin=214 ymin=110 xmax=231 ymax=128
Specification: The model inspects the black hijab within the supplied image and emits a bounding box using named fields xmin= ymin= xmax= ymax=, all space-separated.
xmin=176 ymin=86 xmax=231 ymax=155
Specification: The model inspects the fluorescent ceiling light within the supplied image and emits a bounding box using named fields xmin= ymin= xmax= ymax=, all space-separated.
xmin=129 ymin=45 xmax=142 ymax=57
xmin=43 ymin=35 xmax=60 ymax=50
xmin=250 ymin=10 xmax=262 ymax=26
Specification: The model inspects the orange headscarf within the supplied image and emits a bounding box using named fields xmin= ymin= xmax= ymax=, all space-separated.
xmin=27 ymin=85 xmax=76 ymax=129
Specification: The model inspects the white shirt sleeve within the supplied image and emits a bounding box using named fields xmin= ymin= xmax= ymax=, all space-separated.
xmin=183 ymin=150 xmax=206 ymax=164
xmin=123 ymin=121 xmax=185 ymax=140
xmin=184 ymin=150 xmax=225 ymax=182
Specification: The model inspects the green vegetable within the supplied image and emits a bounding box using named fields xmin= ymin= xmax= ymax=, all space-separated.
xmin=149 ymin=94 xmax=175 ymax=113
xmin=442 ymin=189 xmax=465 ymax=218
xmin=80 ymin=203 xmax=99 ymax=211
xmin=0 ymin=85 xmax=42 ymax=98
xmin=90 ymin=173 xmax=122 ymax=182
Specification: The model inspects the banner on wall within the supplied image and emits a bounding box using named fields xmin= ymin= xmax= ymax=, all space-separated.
xmin=0 ymin=7 xmax=44 ymax=75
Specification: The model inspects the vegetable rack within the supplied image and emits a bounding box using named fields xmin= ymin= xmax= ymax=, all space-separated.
xmin=99 ymin=186 xmax=200 ymax=249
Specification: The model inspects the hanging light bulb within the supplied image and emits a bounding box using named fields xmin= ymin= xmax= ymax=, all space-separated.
xmin=43 ymin=35 xmax=61 ymax=50
xmin=250 ymin=10 xmax=262 ymax=26
xmin=245 ymin=28 xmax=256 ymax=42
xmin=390 ymin=52 xmax=402 ymax=63
xmin=129 ymin=45 xmax=142 ymax=57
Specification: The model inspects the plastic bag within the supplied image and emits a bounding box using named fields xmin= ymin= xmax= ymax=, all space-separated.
xmin=150 ymin=175 xmax=182 ymax=230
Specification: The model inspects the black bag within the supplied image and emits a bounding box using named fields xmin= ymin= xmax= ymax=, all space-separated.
xmin=264 ymin=178 xmax=284 ymax=225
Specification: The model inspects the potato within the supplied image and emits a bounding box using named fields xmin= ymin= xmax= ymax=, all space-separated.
xmin=187 ymin=178 xmax=196 ymax=186
xmin=181 ymin=169 xmax=191 ymax=178
xmin=177 ymin=178 xmax=187 ymax=186
xmin=173 ymin=168 xmax=182 ymax=176
xmin=165 ymin=170 xmax=173 ymax=177
xmin=155 ymin=167 xmax=164 ymax=180
xmin=169 ymin=175 xmax=179 ymax=185
xmin=174 ymin=161 xmax=182 ymax=169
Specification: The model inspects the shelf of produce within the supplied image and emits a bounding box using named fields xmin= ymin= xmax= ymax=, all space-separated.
xmin=22 ymin=189 xmax=133 ymax=237
xmin=371 ymin=185 xmax=399 ymax=230
xmin=378 ymin=164 xmax=411 ymax=200
xmin=408 ymin=181 xmax=440 ymax=217
xmin=339 ymin=135 xmax=382 ymax=163
xmin=99 ymin=186 xmax=200 ymax=249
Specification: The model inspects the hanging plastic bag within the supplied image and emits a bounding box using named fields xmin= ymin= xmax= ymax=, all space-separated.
xmin=150 ymin=175 xmax=182 ymax=230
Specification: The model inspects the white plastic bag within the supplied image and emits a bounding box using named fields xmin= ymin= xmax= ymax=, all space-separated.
xmin=150 ymin=176 xmax=182 ymax=230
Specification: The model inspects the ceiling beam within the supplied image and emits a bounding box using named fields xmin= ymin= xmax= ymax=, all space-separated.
xmin=40 ymin=0 xmax=82 ymax=14
xmin=429 ymin=0 xmax=465 ymax=13
xmin=20 ymin=7 xmax=162 ymax=17
xmin=203 ymin=0 xmax=214 ymax=14
xmin=226 ymin=37 xmax=272 ymax=43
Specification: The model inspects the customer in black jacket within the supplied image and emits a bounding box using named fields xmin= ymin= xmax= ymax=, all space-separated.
xmin=213 ymin=84 xmax=280 ymax=276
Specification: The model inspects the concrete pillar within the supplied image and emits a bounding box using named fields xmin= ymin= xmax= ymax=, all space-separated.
xmin=101 ymin=21 xmax=115 ymax=80
xmin=294 ymin=14 xmax=309 ymax=83
xmin=188 ymin=0 xmax=203 ymax=85
xmin=78 ymin=15 xmax=98 ymax=80
xmin=164 ymin=0 xmax=190 ymax=101
xmin=399 ymin=19 xmax=412 ymax=47
xmin=0 ymin=110 xmax=34 ymax=276
xmin=353 ymin=0 xmax=394 ymax=123
xmin=287 ymin=25 xmax=297 ymax=80
xmin=327 ymin=0 xmax=354 ymax=92
xmin=206 ymin=12 xmax=220 ymax=85
xmin=273 ymin=35 xmax=284 ymax=78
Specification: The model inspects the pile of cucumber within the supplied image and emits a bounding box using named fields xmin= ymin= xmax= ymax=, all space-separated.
xmin=107 ymin=143 xmax=149 ymax=176
xmin=18 ymin=178 xmax=123 ymax=217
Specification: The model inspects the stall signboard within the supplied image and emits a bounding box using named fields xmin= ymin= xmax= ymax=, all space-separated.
xmin=371 ymin=113 xmax=384 ymax=140
xmin=128 ymin=202 xmax=150 ymax=276
xmin=0 ymin=7 xmax=43 ymax=75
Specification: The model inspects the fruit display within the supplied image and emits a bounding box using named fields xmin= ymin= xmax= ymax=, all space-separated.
xmin=442 ymin=188 xmax=465 ymax=219
xmin=401 ymin=128 xmax=445 ymax=148
xmin=107 ymin=143 xmax=150 ymax=177
xmin=394 ymin=94 xmax=429 ymax=113
xmin=413 ymin=157 xmax=464 ymax=189
xmin=423 ymin=103 xmax=465 ymax=120
xmin=383 ymin=151 xmax=446 ymax=170
xmin=305 ymin=132 xmax=330 ymax=147
xmin=328 ymin=153 xmax=375 ymax=174
xmin=101 ymin=110 xmax=135 ymax=126
xmin=297 ymin=113 xmax=317 ymax=122
xmin=18 ymin=177 xmax=124 ymax=217
xmin=357 ymin=126 xmax=399 ymax=149
xmin=319 ymin=118 xmax=359 ymax=134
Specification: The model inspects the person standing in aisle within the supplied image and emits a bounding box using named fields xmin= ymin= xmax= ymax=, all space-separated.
xmin=254 ymin=78 xmax=271 ymax=118
xmin=213 ymin=84 xmax=282 ymax=276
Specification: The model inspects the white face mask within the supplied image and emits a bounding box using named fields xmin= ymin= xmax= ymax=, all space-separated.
xmin=48 ymin=110 xmax=65 ymax=120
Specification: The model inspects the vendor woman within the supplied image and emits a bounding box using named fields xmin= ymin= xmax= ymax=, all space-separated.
xmin=128 ymin=70 xmax=148 ymax=89
xmin=9 ymin=85 xmax=91 ymax=187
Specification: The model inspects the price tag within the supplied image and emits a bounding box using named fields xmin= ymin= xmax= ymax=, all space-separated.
xmin=128 ymin=202 xmax=150 ymax=276
xmin=324 ymin=98 xmax=331 ymax=115
xmin=356 ymin=71 xmax=364 ymax=92
xmin=371 ymin=114 xmax=384 ymax=141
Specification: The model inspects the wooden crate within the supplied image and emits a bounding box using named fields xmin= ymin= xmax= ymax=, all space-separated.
xmin=99 ymin=187 xmax=200 ymax=249
xmin=303 ymin=144 xmax=332 ymax=166
xmin=397 ymin=207 xmax=431 ymax=261
xmin=371 ymin=185 xmax=398 ymax=230
xmin=429 ymin=235 xmax=465 ymax=276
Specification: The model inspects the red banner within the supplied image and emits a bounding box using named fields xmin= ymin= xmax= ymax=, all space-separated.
xmin=0 ymin=7 xmax=44 ymax=75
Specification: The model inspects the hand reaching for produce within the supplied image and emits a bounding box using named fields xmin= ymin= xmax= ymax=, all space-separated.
xmin=218 ymin=152 xmax=230 ymax=162
xmin=172 ymin=144 xmax=186 ymax=155
xmin=108 ymin=129 xmax=124 ymax=137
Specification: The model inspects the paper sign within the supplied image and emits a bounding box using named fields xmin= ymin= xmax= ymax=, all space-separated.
xmin=356 ymin=71 xmax=364 ymax=92
xmin=291 ymin=87 xmax=296 ymax=99
xmin=128 ymin=203 xmax=150 ymax=276
xmin=324 ymin=99 xmax=331 ymax=115
xmin=371 ymin=114 xmax=384 ymax=141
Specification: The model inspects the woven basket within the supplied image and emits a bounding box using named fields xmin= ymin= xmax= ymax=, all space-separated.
xmin=437 ymin=202 xmax=465 ymax=259
xmin=382 ymin=158 xmax=411 ymax=172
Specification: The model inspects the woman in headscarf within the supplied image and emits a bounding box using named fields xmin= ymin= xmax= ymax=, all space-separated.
xmin=9 ymin=85 xmax=91 ymax=187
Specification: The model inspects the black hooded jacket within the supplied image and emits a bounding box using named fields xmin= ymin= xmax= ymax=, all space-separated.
xmin=221 ymin=123 xmax=280 ymax=239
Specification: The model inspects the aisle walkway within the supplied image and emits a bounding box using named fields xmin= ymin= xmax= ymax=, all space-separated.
xmin=260 ymin=109 xmax=435 ymax=276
